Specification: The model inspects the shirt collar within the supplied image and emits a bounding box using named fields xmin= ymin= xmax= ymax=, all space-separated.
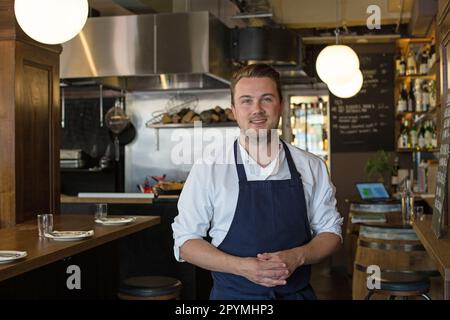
xmin=237 ymin=136 xmax=282 ymax=178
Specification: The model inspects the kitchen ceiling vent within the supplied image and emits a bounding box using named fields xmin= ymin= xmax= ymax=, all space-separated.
xmin=233 ymin=27 xmax=301 ymax=66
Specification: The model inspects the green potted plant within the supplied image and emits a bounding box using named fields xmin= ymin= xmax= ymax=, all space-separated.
xmin=365 ymin=150 xmax=391 ymax=183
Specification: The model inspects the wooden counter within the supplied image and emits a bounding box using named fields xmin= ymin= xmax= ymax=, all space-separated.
xmin=0 ymin=214 xmax=160 ymax=282
xmin=60 ymin=194 xmax=154 ymax=204
xmin=423 ymin=196 xmax=435 ymax=209
xmin=60 ymin=194 xmax=179 ymax=204
xmin=413 ymin=215 xmax=450 ymax=299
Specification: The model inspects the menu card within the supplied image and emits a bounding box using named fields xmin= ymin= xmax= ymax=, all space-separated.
xmin=432 ymin=94 xmax=450 ymax=238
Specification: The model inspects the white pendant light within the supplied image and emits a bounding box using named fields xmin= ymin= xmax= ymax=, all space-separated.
xmin=328 ymin=69 xmax=364 ymax=98
xmin=14 ymin=0 xmax=89 ymax=45
xmin=314 ymin=0 xmax=361 ymax=88
xmin=316 ymin=45 xmax=360 ymax=84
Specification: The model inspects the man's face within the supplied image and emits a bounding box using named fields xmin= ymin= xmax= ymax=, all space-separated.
xmin=231 ymin=77 xmax=282 ymax=137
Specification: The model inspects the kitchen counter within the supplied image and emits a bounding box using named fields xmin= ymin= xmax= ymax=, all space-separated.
xmin=0 ymin=214 xmax=160 ymax=282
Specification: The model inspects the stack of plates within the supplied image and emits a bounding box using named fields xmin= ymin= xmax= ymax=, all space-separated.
xmin=95 ymin=217 xmax=136 ymax=226
xmin=0 ymin=250 xmax=27 ymax=264
xmin=45 ymin=230 xmax=94 ymax=241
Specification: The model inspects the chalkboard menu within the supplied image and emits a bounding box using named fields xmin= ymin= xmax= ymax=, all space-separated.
xmin=330 ymin=53 xmax=395 ymax=152
xmin=432 ymin=95 xmax=450 ymax=238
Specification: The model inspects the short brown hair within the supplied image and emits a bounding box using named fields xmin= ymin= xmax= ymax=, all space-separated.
xmin=230 ymin=63 xmax=282 ymax=106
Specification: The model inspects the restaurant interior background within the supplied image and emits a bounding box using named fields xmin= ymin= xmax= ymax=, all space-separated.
xmin=1 ymin=0 xmax=450 ymax=300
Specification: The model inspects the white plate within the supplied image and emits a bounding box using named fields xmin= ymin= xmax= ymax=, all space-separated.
xmin=0 ymin=250 xmax=27 ymax=264
xmin=95 ymin=217 xmax=136 ymax=226
xmin=45 ymin=230 xmax=94 ymax=241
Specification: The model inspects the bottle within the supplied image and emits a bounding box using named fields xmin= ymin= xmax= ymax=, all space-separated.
xmin=322 ymin=127 xmax=328 ymax=151
xmin=399 ymin=55 xmax=406 ymax=76
xmin=398 ymin=120 xmax=409 ymax=149
xmin=397 ymin=84 xmax=408 ymax=113
xmin=318 ymin=97 xmax=324 ymax=113
xmin=414 ymin=80 xmax=422 ymax=112
xmin=419 ymin=45 xmax=429 ymax=75
xmin=401 ymin=179 xmax=414 ymax=225
xmin=418 ymin=124 xmax=426 ymax=149
xmin=421 ymin=81 xmax=430 ymax=112
xmin=395 ymin=52 xmax=402 ymax=76
xmin=432 ymin=130 xmax=438 ymax=149
xmin=408 ymin=82 xmax=416 ymax=112
xmin=429 ymin=80 xmax=437 ymax=108
xmin=409 ymin=124 xmax=418 ymax=149
xmin=391 ymin=156 xmax=400 ymax=190
xmin=424 ymin=120 xmax=433 ymax=148
xmin=428 ymin=44 xmax=436 ymax=70
xmin=406 ymin=51 xmax=417 ymax=75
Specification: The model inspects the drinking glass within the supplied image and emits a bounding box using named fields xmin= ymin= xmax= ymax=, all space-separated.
xmin=413 ymin=206 xmax=424 ymax=221
xmin=95 ymin=203 xmax=108 ymax=220
xmin=37 ymin=214 xmax=53 ymax=237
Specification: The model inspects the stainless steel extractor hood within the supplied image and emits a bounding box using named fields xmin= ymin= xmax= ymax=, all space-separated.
xmin=60 ymin=12 xmax=232 ymax=90
xmin=233 ymin=27 xmax=300 ymax=66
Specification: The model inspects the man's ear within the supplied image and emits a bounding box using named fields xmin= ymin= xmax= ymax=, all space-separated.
xmin=231 ymin=104 xmax=237 ymax=118
xmin=278 ymin=99 xmax=284 ymax=112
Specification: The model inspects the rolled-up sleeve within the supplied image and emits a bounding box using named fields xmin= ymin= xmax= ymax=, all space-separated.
xmin=172 ymin=163 xmax=213 ymax=262
xmin=309 ymin=159 xmax=343 ymax=242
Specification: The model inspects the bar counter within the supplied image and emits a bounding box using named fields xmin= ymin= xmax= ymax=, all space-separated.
xmin=413 ymin=215 xmax=450 ymax=299
xmin=0 ymin=214 xmax=160 ymax=282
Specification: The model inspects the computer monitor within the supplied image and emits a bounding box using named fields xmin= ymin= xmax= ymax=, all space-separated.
xmin=356 ymin=182 xmax=390 ymax=200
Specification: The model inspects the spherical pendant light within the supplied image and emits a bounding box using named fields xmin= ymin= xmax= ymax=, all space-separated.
xmin=328 ymin=69 xmax=364 ymax=98
xmin=315 ymin=45 xmax=360 ymax=84
xmin=14 ymin=0 xmax=89 ymax=45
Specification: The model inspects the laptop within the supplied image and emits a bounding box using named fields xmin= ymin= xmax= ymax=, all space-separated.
xmin=355 ymin=182 xmax=391 ymax=203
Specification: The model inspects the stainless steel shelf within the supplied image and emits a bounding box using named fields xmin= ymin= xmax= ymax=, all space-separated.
xmin=146 ymin=121 xmax=239 ymax=151
xmin=146 ymin=122 xmax=238 ymax=129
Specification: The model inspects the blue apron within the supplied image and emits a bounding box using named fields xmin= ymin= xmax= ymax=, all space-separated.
xmin=210 ymin=140 xmax=316 ymax=300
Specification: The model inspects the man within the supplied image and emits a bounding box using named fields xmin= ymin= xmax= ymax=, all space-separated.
xmin=172 ymin=63 xmax=342 ymax=300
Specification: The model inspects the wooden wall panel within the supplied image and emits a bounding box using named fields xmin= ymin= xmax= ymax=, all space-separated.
xmin=0 ymin=41 xmax=15 ymax=228
xmin=0 ymin=0 xmax=61 ymax=226
xmin=14 ymin=42 xmax=61 ymax=223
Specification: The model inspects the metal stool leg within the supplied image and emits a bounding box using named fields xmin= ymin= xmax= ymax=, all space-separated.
xmin=389 ymin=295 xmax=396 ymax=300
xmin=421 ymin=293 xmax=431 ymax=300
xmin=365 ymin=291 xmax=375 ymax=300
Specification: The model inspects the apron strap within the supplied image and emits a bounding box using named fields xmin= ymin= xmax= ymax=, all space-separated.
xmin=280 ymin=140 xmax=301 ymax=183
xmin=234 ymin=140 xmax=248 ymax=182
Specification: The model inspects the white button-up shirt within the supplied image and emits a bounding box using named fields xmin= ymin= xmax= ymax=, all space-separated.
xmin=172 ymin=138 xmax=343 ymax=261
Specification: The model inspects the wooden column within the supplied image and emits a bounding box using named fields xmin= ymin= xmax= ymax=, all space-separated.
xmin=0 ymin=0 xmax=61 ymax=227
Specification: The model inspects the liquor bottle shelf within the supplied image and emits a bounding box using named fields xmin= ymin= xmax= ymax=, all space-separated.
xmin=396 ymin=110 xmax=437 ymax=120
xmin=396 ymin=74 xmax=436 ymax=81
xmin=396 ymin=148 xmax=439 ymax=153
xmin=396 ymin=109 xmax=437 ymax=117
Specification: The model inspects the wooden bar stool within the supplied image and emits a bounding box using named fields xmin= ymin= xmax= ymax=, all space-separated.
xmin=118 ymin=276 xmax=182 ymax=300
xmin=365 ymin=272 xmax=431 ymax=300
